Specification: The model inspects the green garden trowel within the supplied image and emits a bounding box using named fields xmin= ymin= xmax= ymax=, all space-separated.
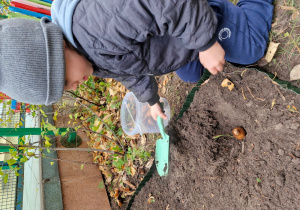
xmin=155 ymin=116 xmax=169 ymax=177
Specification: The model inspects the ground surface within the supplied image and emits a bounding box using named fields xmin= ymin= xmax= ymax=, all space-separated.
xmin=131 ymin=64 xmax=300 ymax=210
xmin=110 ymin=0 xmax=300 ymax=209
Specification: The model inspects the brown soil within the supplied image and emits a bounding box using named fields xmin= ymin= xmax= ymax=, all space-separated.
xmin=131 ymin=63 xmax=300 ymax=210
xmin=259 ymin=0 xmax=300 ymax=88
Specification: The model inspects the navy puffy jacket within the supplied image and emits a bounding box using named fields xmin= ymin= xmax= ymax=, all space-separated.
xmin=52 ymin=0 xmax=217 ymax=105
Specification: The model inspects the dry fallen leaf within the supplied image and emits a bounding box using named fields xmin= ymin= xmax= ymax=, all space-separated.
xmin=148 ymin=194 xmax=155 ymax=204
xmin=272 ymin=27 xmax=288 ymax=35
xmin=91 ymin=105 xmax=98 ymax=112
xmin=93 ymin=119 xmax=101 ymax=127
xmin=79 ymin=76 xmax=148 ymax=204
xmin=290 ymin=64 xmax=300 ymax=81
xmin=105 ymin=78 xmax=113 ymax=83
xmin=102 ymin=113 xmax=113 ymax=122
xmin=292 ymin=10 xmax=299 ymax=20
xmin=124 ymin=191 xmax=135 ymax=196
xmin=141 ymin=135 xmax=147 ymax=145
xmin=130 ymin=139 xmax=137 ymax=148
xmin=130 ymin=166 xmax=137 ymax=177
xmin=114 ymin=188 xmax=119 ymax=198
xmin=162 ymin=86 xmax=166 ymax=94
xmin=280 ymin=6 xmax=296 ymax=11
xmin=145 ymin=158 xmax=154 ymax=169
xmin=271 ymin=99 xmax=276 ymax=110
xmin=116 ymin=198 xmax=122 ymax=207
xmin=108 ymin=88 xmax=117 ymax=96
xmin=102 ymin=172 xmax=112 ymax=183
xmin=123 ymin=180 xmax=136 ymax=189
xmin=221 ymin=78 xmax=234 ymax=91
xmin=119 ymin=187 xmax=130 ymax=192
xmin=271 ymin=18 xmax=278 ymax=28
xmin=96 ymin=124 xmax=104 ymax=133
xmin=96 ymin=110 xmax=104 ymax=117
xmin=265 ymin=42 xmax=280 ymax=62
xmin=162 ymin=75 xmax=169 ymax=85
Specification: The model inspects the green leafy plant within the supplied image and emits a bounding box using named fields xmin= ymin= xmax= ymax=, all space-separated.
xmin=0 ymin=76 xmax=155 ymax=207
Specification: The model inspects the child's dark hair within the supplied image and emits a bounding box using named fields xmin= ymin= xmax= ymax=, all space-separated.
xmin=63 ymin=35 xmax=87 ymax=58
xmin=63 ymin=36 xmax=76 ymax=50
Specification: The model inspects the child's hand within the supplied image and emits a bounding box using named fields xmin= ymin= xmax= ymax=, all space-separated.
xmin=150 ymin=102 xmax=168 ymax=121
xmin=199 ymin=42 xmax=225 ymax=75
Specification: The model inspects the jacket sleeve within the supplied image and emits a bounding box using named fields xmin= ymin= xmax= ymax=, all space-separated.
xmin=114 ymin=75 xmax=160 ymax=106
xmin=101 ymin=0 xmax=218 ymax=51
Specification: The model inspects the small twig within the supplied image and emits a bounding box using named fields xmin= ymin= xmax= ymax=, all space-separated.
xmin=80 ymin=123 xmax=121 ymax=147
xmin=272 ymin=72 xmax=277 ymax=81
xmin=66 ymin=91 xmax=105 ymax=107
xmin=289 ymin=35 xmax=300 ymax=54
xmin=241 ymin=69 xmax=248 ymax=77
xmin=241 ymin=87 xmax=247 ymax=100
xmin=74 ymin=99 xmax=125 ymax=151
xmin=56 ymin=108 xmax=74 ymax=117
xmin=242 ymin=141 xmax=245 ymax=154
xmin=82 ymin=83 xmax=97 ymax=91
xmin=26 ymin=140 xmax=45 ymax=145
xmin=0 ymin=136 xmax=19 ymax=151
xmin=0 ymin=143 xmax=123 ymax=156
xmin=296 ymin=143 xmax=300 ymax=151
xmin=246 ymin=86 xmax=256 ymax=99
xmin=200 ymin=79 xmax=210 ymax=87
xmin=246 ymin=86 xmax=265 ymax=101
xmin=289 ymin=153 xmax=296 ymax=159
xmin=275 ymin=85 xmax=286 ymax=101
xmin=113 ymin=171 xmax=124 ymax=188
xmin=272 ymin=59 xmax=284 ymax=72
xmin=1 ymin=152 xmax=113 ymax=168
xmin=42 ymin=156 xmax=112 ymax=168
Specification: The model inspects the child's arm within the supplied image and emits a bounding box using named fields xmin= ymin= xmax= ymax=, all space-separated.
xmin=106 ymin=73 xmax=167 ymax=120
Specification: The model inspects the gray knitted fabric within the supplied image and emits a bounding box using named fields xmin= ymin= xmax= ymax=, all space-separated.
xmin=0 ymin=17 xmax=65 ymax=105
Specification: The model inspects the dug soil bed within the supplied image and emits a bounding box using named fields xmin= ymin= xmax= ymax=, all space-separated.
xmin=130 ymin=63 xmax=300 ymax=210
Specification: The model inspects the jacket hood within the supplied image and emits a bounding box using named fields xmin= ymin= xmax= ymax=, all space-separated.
xmin=51 ymin=0 xmax=80 ymax=47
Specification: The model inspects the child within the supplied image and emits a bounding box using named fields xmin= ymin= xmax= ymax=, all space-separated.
xmin=51 ymin=0 xmax=274 ymax=120
xmin=0 ymin=0 xmax=274 ymax=121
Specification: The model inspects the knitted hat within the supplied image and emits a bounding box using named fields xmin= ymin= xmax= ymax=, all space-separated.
xmin=0 ymin=17 xmax=65 ymax=105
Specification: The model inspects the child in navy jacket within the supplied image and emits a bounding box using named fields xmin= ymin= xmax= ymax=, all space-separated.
xmin=51 ymin=0 xmax=274 ymax=120
xmin=0 ymin=0 xmax=274 ymax=121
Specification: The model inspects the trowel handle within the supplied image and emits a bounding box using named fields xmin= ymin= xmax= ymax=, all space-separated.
xmin=157 ymin=116 xmax=167 ymax=140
